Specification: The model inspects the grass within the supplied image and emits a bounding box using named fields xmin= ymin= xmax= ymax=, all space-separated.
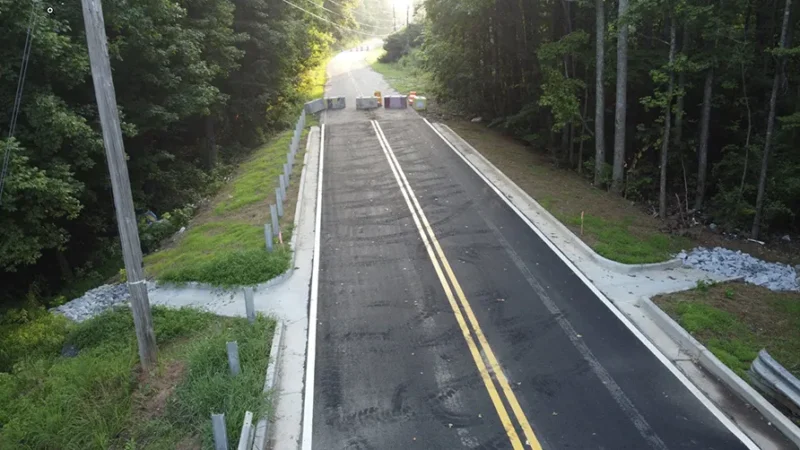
xmin=0 ymin=306 xmax=275 ymax=449
xmin=655 ymin=282 xmax=800 ymax=380
xmin=144 ymin=127 xmax=309 ymax=287
xmin=370 ymin=50 xmax=435 ymax=97
xmin=444 ymin=121 xmax=693 ymax=264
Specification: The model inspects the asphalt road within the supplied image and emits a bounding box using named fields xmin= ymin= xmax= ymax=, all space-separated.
xmin=307 ymin=50 xmax=753 ymax=450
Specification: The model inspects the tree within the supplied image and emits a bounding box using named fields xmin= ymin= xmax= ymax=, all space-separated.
xmin=594 ymin=0 xmax=606 ymax=186
xmin=752 ymin=0 xmax=792 ymax=239
xmin=659 ymin=17 xmax=677 ymax=219
xmin=612 ymin=0 xmax=630 ymax=194
xmin=694 ymin=68 xmax=713 ymax=210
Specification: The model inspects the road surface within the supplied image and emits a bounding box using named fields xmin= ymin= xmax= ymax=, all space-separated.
xmin=304 ymin=48 xmax=755 ymax=450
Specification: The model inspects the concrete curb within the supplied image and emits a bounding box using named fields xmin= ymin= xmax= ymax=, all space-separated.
xmin=252 ymin=320 xmax=285 ymax=450
xmin=638 ymin=296 xmax=800 ymax=447
xmin=148 ymin=126 xmax=321 ymax=295
xmin=433 ymin=123 xmax=683 ymax=274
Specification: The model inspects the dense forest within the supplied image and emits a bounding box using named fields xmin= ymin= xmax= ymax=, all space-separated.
xmin=0 ymin=0 xmax=392 ymax=306
xmin=420 ymin=0 xmax=799 ymax=240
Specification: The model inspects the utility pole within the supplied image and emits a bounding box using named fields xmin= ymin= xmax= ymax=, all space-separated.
xmin=406 ymin=4 xmax=409 ymax=27
xmin=81 ymin=0 xmax=158 ymax=370
xmin=393 ymin=5 xmax=396 ymax=32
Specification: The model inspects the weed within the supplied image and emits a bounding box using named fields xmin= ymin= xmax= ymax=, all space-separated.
xmin=695 ymin=279 xmax=717 ymax=292
xmin=0 ymin=307 xmax=275 ymax=449
xmin=725 ymin=288 xmax=735 ymax=299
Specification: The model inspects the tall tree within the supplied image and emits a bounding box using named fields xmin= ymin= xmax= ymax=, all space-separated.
xmin=594 ymin=0 xmax=606 ymax=186
xmin=612 ymin=0 xmax=630 ymax=194
xmin=659 ymin=17 xmax=677 ymax=219
xmin=752 ymin=0 xmax=792 ymax=238
xmin=694 ymin=68 xmax=713 ymax=209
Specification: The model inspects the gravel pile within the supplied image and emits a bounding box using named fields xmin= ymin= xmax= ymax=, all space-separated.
xmin=677 ymin=247 xmax=800 ymax=292
xmin=52 ymin=283 xmax=131 ymax=322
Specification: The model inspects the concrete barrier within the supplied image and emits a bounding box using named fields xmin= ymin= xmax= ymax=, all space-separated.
xmin=303 ymin=98 xmax=325 ymax=114
xmin=384 ymin=95 xmax=407 ymax=109
xmin=356 ymin=96 xmax=379 ymax=110
xmin=325 ymin=96 xmax=346 ymax=110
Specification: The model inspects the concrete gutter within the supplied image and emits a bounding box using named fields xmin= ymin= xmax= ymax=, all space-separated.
xmin=638 ymin=296 xmax=800 ymax=447
xmin=433 ymin=123 xmax=682 ymax=274
xmin=253 ymin=320 xmax=285 ymax=450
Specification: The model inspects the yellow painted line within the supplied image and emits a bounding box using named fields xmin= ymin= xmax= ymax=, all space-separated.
xmin=373 ymin=121 xmax=543 ymax=450
xmin=370 ymin=121 xmax=525 ymax=450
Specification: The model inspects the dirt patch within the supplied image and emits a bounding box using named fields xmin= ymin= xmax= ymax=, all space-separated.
xmin=133 ymin=360 xmax=188 ymax=421
xmin=176 ymin=435 xmax=202 ymax=450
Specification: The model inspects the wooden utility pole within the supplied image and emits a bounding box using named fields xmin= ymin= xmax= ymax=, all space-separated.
xmin=393 ymin=5 xmax=396 ymax=31
xmin=406 ymin=5 xmax=410 ymax=27
xmin=81 ymin=0 xmax=158 ymax=370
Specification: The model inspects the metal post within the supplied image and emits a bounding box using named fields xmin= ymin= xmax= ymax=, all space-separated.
xmin=244 ymin=288 xmax=255 ymax=324
xmin=276 ymin=189 xmax=284 ymax=217
xmin=264 ymin=224 xmax=273 ymax=252
xmin=227 ymin=341 xmax=241 ymax=376
xmin=81 ymin=0 xmax=157 ymax=370
xmin=270 ymin=204 xmax=279 ymax=233
xmin=212 ymin=413 xmax=228 ymax=450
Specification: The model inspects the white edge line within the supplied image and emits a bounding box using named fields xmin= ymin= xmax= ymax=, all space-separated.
xmin=301 ymin=124 xmax=324 ymax=450
xmin=422 ymin=118 xmax=759 ymax=450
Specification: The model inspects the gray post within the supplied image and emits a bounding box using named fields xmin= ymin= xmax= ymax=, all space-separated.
xmin=270 ymin=204 xmax=279 ymax=233
xmin=81 ymin=0 xmax=157 ymax=370
xmin=212 ymin=413 xmax=228 ymax=450
xmin=276 ymin=189 xmax=284 ymax=217
xmin=244 ymin=288 xmax=255 ymax=324
xmin=227 ymin=341 xmax=241 ymax=376
xmin=279 ymin=176 xmax=286 ymax=198
xmin=284 ymin=163 xmax=290 ymax=182
xmin=264 ymin=224 xmax=273 ymax=252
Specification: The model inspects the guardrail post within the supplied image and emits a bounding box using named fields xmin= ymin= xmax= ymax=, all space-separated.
xmin=226 ymin=341 xmax=240 ymax=376
xmin=276 ymin=189 xmax=284 ymax=217
xmin=264 ymin=224 xmax=273 ymax=252
xmin=212 ymin=413 xmax=228 ymax=450
xmin=270 ymin=204 xmax=279 ymax=234
xmin=244 ymin=288 xmax=255 ymax=324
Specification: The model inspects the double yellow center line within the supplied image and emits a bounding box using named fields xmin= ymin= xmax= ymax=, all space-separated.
xmin=370 ymin=120 xmax=542 ymax=450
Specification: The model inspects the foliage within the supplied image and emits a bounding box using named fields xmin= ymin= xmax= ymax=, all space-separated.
xmin=0 ymin=304 xmax=72 ymax=372
xmin=379 ymin=23 xmax=424 ymax=63
xmin=0 ymin=0 xmax=336 ymax=306
xmin=421 ymin=0 xmax=800 ymax=236
xmin=0 ymin=306 xmax=275 ymax=449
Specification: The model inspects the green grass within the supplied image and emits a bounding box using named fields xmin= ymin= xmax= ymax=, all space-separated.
xmin=0 ymin=306 xmax=275 ymax=449
xmin=370 ymin=51 xmax=435 ymax=97
xmin=559 ymin=213 xmax=692 ymax=264
xmin=657 ymin=283 xmax=800 ymax=380
xmin=144 ymin=127 xmax=308 ymax=286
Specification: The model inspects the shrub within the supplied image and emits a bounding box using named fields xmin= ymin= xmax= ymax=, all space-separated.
xmin=0 ymin=306 xmax=72 ymax=372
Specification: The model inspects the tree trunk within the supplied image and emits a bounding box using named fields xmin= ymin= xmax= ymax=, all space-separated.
xmin=752 ymin=0 xmax=792 ymax=239
xmin=56 ymin=249 xmax=74 ymax=282
xmin=594 ymin=0 xmax=606 ymax=186
xmin=674 ymin=25 xmax=689 ymax=148
xmin=659 ymin=19 xmax=677 ymax=219
xmin=694 ymin=68 xmax=713 ymax=210
xmin=205 ymin=115 xmax=217 ymax=169
xmin=611 ymin=0 xmax=629 ymax=194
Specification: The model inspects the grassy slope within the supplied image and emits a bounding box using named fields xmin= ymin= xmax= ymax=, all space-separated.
xmin=0 ymin=307 xmax=275 ymax=449
xmin=370 ymin=50 xmax=435 ymax=97
xmin=144 ymin=127 xmax=308 ymax=286
xmin=655 ymin=282 xmax=800 ymax=379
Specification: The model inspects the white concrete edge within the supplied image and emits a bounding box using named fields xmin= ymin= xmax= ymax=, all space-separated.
xmin=638 ymin=296 xmax=800 ymax=447
xmin=423 ymin=118 xmax=759 ymax=449
xmin=300 ymin=123 xmax=324 ymax=450
xmin=238 ymin=411 xmax=254 ymax=450
xmin=432 ymin=122 xmax=683 ymax=274
xmin=252 ymin=320 xmax=285 ymax=450
xmin=148 ymin=124 xmax=322 ymax=295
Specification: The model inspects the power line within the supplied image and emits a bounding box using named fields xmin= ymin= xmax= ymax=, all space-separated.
xmin=281 ymin=0 xmax=391 ymax=37
xmin=323 ymin=0 xmax=395 ymax=25
xmin=297 ymin=0 xmax=383 ymax=29
xmin=0 ymin=2 xmax=38 ymax=205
